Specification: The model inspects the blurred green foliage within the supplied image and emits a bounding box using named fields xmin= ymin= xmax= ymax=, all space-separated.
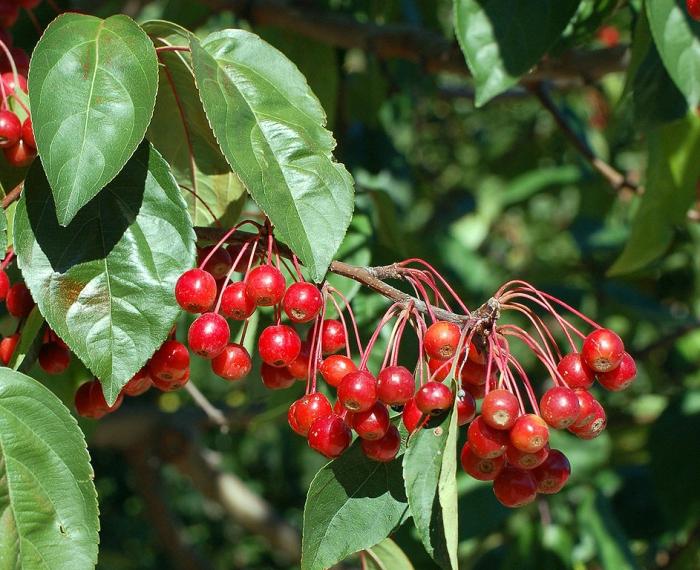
xmin=7 ymin=0 xmax=700 ymax=568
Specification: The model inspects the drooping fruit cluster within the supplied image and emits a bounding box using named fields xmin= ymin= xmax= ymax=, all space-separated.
xmin=0 ymin=34 xmax=35 ymax=167
xmin=0 ymin=252 xmax=39 ymax=366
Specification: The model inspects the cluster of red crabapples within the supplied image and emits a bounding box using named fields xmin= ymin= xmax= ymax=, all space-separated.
xmin=74 ymin=223 xmax=636 ymax=509
xmin=0 ymin=32 xmax=36 ymax=168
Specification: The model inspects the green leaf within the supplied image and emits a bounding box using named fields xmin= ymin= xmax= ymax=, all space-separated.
xmin=143 ymin=20 xmax=245 ymax=227
xmin=453 ymin=0 xmax=581 ymax=106
xmin=609 ymin=114 xmax=700 ymax=274
xmin=647 ymin=0 xmax=700 ymax=107
xmin=301 ymin=442 xmax=408 ymax=570
xmin=14 ymin=141 xmax=195 ymax=404
xmin=578 ymin=489 xmax=640 ymax=570
xmin=9 ymin=306 xmax=46 ymax=373
xmin=403 ymin=403 xmax=459 ymax=569
xmin=0 ymin=206 xmax=6 ymax=260
xmin=365 ymin=538 xmax=415 ymax=570
xmin=28 ymin=13 xmax=158 ymax=225
xmin=190 ymin=29 xmax=354 ymax=282
xmin=0 ymin=368 xmax=98 ymax=569
xmin=649 ymin=391 xmax=700 ymax=529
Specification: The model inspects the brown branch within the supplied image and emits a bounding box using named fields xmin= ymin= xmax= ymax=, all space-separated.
xmin=2 ymin=183 xmax=22 ymax=209
xmin=531 ymin=83 xmax=641 ymax=196
xmin=202 ymin=0 xmax=628 ymax=84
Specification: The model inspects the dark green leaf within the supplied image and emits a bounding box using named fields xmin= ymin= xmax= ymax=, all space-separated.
xmin=143 ymin=20 xmax=245 ymax=227
xmin=28 ymin=13 xmax=158 ymax=225
xmin=647 ymin=0 xmax=700 ymax=107
xmin=301 ymin=442 xmax=408 ymax=570
xmin=0 ymin=368 xmax=98 ymax=569
xmin=649 ymin=391 xmax=700 ymax=529
xmin=403 ymin=401 xmax=458 ymax=569
xmin=453 ymin=0 xmax=581 ymax=106
xmin=14 ymin=141 xmax=195 ymax=404
xmin=365 ymin=538 xmax=415 ymax=570
xmin=191 ymin=29 xmax=354 ymax=282
xmin=609 ymin=114 xmax=700 ymax=274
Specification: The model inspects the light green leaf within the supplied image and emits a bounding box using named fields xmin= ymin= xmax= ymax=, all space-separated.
xmin=143 ymin=20 xmax=245 ymax=227
xmin=301 ymin=442 xmax=408 ymax=570
xmin=609 ymin=114 xmax=700 ymax=274
xmin=0 ymin=207 xmax=6 ymax=260
xmin=365 ymin=538 xmax=415 ymax=570
xmin=28 ymin=13 xmax=158 ymax=225
xmin=191 ymin=29 xmax=354 ymax=282
xmin=453 ymin=0 xmax=581 ymax=106
xmin=647 ymin=0 xmax=700 ymax=107
xmin=14 ymin=141 xmax=195 ymax=404
xmin=403 ymin=397 xmax=459 ymax=569
xmin=9 ymin=306 xmax=46 ymax=373
xmin=0 ymin=368 xmax=98 ymax=569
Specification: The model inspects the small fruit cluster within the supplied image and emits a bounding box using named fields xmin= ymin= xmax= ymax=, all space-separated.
xmin=0 ymin=33 xmax=35 ymax=167
xmin=0 ymin=258 xmax=38 ymax=365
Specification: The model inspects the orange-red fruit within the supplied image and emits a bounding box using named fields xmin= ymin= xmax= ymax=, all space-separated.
xmin=75 ymin=380 xmax=123 ymax=419
xmin=220 ymin=281 xmax=256 ymax=320
xmin=540 ymin=386 xmax=581 ymax=429
xmin=456 ymin=391 xmax=477 ymax=426
xmin=568 ymin=400 xmax=606 ymax=440
xmin=493 ymin=466 xmax=538 ymax=508
xmin=533 ymin=449 xmax=571 ymax=494
xmin=38 ymin=342 xmax=71 ymax=374
xmin=282 ymin=282 xmax=323 ymax=323
xmin=510 ymin=414 xmax=549 ymax=453
xmin=245 ymin=265 xmax=286 ymax=306
xmin=414 ymin=381 xmax=454 ymax=415
xmin=3 ymin=139 xmax=35 ymax=167
xmin=688 ymin=0 xmax=700 ymax=21
xmin=320 ymin=355 xmax=357 ymax=387
xmin=6 ymin=282 xmax=34 ymax=317
xmin=350 ymin=402 xmax=390 ymax=440
xmin=424 ymin=321 xmax=461 ymax=360
xmin=293 ymin=393 xmax=332 ymax=436
xmin=361 ymin=425 xmax=401 ymax=462
xmin=175 ymin=268 xmax=217 ymax=313
xmin=505 ymin=444 xmax=549 ymax=470
xmin=481 ymin=389 xmax=519 ymax=430
xmin=308 ymin=414 xmax=351 ymax=458
xmin=148 ymin=340 xmax=190 ymax=381
xmin=581 ymin=328 xmax=624 ymax=373
xmin=260 ymin=363 xmax=295 ymax=390
xmin=122 ymin=369 xmax=153 ymax=397
xmin=0 ymin=269 xmax=9 ymax=300
xmin=557 ymin=353 xmax=595 ymax=390
xmin=211 ymin=343 xmax=252 ymax=381
xmin=467 ymin=415 xmax=508 ymax=459
xmin=597 ymin=352 xmax=636 ymax=391
xmin=402 ymin=397 xmax=425 ymax=433
xmin=337 ymin=370 xmax=377 ymax=412
xmin=0 ymin=333 xmax=19 ymax=365
xmin=287 ymin=342 xmax=310 ymax=379
xmin=187 ymin=313 xmax=230 ymax=359
xmin=320 ymin=319 xmax=346 ymax=354
xmin=152 ymin=368 xmax=190 ymax=392
xmin=460 ymin=444 xmax=505 ymax=481
xmin=258 ymin=324 xmax=301 ymax=367
xmin=377 ymin=365 xmax=414 ymax=406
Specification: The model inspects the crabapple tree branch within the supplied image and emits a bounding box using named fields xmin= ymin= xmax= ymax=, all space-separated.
xmin=200 ymin=0 xmax=628 ymax=85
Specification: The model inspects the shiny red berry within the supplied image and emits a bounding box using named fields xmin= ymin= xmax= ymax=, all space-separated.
xmin=688 ymin=0 xmax=700 ymax=21
xmin=320 ymin=319 xmax=346 ymax=354
xmin=319 ymin=355 xmax=357 ymax=387
xmin=581 ymin=328 xmax=624 ymax=373
xmin=152 ymin=367 xmax=190 ymax=391
xmin=21 ymin=117 xmax=34 ymax=149
xmin=351 ymin=402 xmax=390 ymax=440
xmin=402 ymin=397 xmax=425 ymax=433
xmin=260 ymin=363 xmax=295 ymax=390
xmin=457 ymin=390 xmax=476 ymax=426
xmin=220 ymin=281 xmax=256 ymax=320
xmin=258 ymin=324 xmax=301 ymax=367
xmin=197 ymin=245 xmax=232 ymax=280
xmin=338 ymin=370 xmax=377 ymax=412
xmin=414 ymin=381 xmax=453 ymax=416
xmin=211 ymin=343 xmax=252 ymax=381
xmin=571 ymin=390 xmax=600 ymax=429
xmin=505 ymin=444 xmax=549 ymax=470
xmin=377 ymin=365 xmax=414 ymax=406
xmin=308 ymin=414 xmax=352 ymax=458
xmin=481 ymin=389 xmax=519 ymax=430
xmin=0 ymin=269 xmax=9 ymax=301
xmin=122 ymin=368 xmax=153 ymax=397
xmin=540 ymin=386 xmax=581 ymax=429
xmin=148 ymin=340 xmax=190 ymax=380
xmin=288 ymin=400 xmax=303 ymax=435
xmin=293 ymin=393 xmax=332 ymax=436
xmin=493 ymin=466 xmax=538 ymax=508
xmin=533 ymin=449 xmax=571 ymax=494
xmin=510 ymin=414 xmax=549 ymax=453
xmin=1 ymin=72 xmax=26 ymax=95
xmin=245 ymin=265 xmax=286 ymax=306
xmin=467 ymin=416 xmax=508 ymax=459
xmin=282 ymin=282 xmax=323 ymax=323
xmin=460 ymin=359 xmax=487 ymax=386
xmin=75 ymin=380 xmax=123 ymax=420
xmin=0 ymin=333 xmax=19 ymax=365
xmin=361 ymin=424 xmax=401 ymax=462
xmin=287 ymin=342 xmax=310 ymax=379
xmin=175 ymin=268 xmax=217 ymax=313
xmin=424 ymin=321 xmax=461 ymax=360
xmin=557 ymin=353 xmax=595 ymax=390
xmin=6 ymin=282 xmax=34 ymax=317
xmin=0 ymin=110 xmax=21 ymax=148
xmin=188 ymin=312 xmax=230 ymax=359
xmin=597 ymin=352 xmax=636 ymax=391
xmin=427 ymin=357 xmax=451 ymax=381
xmin=568 ymin=400 xmax=606 ymax=439
xmin=460 ymin=444 xmax=504 ymax=481
xmin=38 ymin=342 xmax=71 ymax=374
xmin=3 ymin=139 xmax=35 ymax=167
